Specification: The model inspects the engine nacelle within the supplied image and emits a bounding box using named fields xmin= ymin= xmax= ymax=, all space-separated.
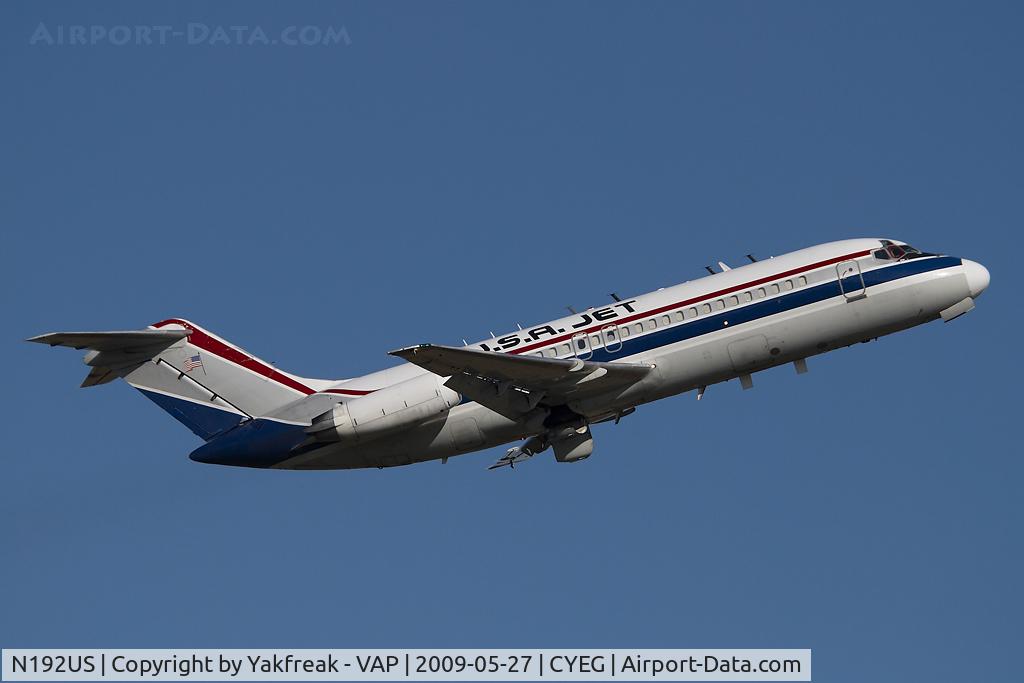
xmin=306 ymin=373 xmax=460 ymax=444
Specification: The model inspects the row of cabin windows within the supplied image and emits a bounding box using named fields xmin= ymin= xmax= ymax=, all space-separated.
xmin=535 ymin=275 xmax=811 ymax=358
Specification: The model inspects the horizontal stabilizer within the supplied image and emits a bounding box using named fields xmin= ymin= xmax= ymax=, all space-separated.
xmin=27 ymin=329 xmax=191 ymax=387
xmin=27 ymin=329 xmax=189 ymax=351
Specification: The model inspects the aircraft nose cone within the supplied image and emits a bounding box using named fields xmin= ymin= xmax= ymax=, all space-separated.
xmin=963 ymin=259 xmax=990 ymax=298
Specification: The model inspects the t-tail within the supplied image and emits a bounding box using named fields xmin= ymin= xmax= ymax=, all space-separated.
xmin=27 ymin=319 xmax=339 ymax=442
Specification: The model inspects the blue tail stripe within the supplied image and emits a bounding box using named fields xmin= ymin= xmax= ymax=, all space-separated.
xmin=189 ymin=419 xmax=310 ymax=467
xmin=138 ymin=389 xmax=245 ymax=441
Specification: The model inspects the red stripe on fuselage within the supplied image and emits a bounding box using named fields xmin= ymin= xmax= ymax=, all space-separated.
xmin=155 ymin=248 xmax=873 ymax=392
xmin=507 ymin=248 xmax=873 ymax=356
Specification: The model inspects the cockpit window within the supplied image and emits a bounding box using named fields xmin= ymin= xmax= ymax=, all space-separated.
xmin=874 ymin=243 xmax=928 ymax=261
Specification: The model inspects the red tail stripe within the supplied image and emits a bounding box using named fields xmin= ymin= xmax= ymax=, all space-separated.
xmin=151 ymin=319 xmax=376 ymax=397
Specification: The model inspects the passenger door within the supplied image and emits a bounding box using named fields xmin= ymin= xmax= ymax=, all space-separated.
xmin=836 ymin=260 xmax=866 ymax=300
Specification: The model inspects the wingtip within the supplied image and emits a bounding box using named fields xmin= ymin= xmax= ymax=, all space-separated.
xmin=388 ymin=344 xmax=433 ymax=357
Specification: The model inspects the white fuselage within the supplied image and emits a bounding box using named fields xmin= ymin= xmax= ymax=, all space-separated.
xmin=277 ymin=238 xmax=988 ymax=469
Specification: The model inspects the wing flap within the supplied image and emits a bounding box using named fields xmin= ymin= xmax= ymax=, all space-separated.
xmin=389 ymin=344 xmax=652 ymax=411
xmin=390 ymin=344 xmax=588 ymax=383
xmin=443 ymin=373 xmax=545 ymax=420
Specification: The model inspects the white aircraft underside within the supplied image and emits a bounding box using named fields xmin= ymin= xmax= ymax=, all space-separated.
xmin=29 ymin=238 xmax=990 ymax=470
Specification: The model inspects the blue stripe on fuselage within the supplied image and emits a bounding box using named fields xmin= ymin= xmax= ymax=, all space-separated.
xmin=576 ymin=256 xmax=961 ymax=363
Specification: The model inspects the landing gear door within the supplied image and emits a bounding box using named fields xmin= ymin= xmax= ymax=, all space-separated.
xmin=836 ymin=260 xmax=866 ymax=300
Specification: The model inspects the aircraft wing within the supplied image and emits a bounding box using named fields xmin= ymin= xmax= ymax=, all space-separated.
xmin=389 ymin=344 xmax=652 ymax=419
xmin=27 ymin=329 xmax=190 ymax=387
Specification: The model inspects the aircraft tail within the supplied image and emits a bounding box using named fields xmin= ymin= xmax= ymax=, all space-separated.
xmin=28 ymin=318 xmax=337 ymax=441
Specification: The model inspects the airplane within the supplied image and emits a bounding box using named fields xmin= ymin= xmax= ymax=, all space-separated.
xmin=28 ymin=238 xmax=989 ymax=470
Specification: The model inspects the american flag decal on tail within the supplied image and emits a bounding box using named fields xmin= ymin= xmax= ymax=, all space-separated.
xmin=183 ymin=353 xmax=205 ymax=374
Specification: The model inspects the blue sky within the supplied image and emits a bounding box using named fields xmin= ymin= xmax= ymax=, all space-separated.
xmin=1 ymin=1 xmax=1021 ymax=681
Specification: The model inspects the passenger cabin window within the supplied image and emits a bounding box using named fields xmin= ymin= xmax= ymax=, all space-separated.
xmin=770 ymin=283 xmax=780 ymax=295
xmin=620 ymin=326 xmax=630 ymax=338
xmin=559 ymin=343 xmax=571 ymax=355
xmin=645 ymin=319 xmax=656 ymax=331
xmin=743 ymin=291 xmax=752 ymax=302
xmin=687 ymin=307 xmax=697 ymax=319
xmin=633 ymin=323 xmax=643 ymax=334
xmin=782 ymin=280 xmax=793 ymax=291
xmin=728 ymin=295 xmax=739 ymax=307
xmin=713 ymin=299 xmax=724 ymax=311
xmin=661 ymin=314 xmax=671 ymax=326
xmin=674 ymin=311 xmax=684 ymax=322
xmin=798 ymin=276 xmax=807 ymax=286
xmin=701 ymin=303 xmax=712 ymax=314
xmin=756 ymin=288 xmax=766 ymax=299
